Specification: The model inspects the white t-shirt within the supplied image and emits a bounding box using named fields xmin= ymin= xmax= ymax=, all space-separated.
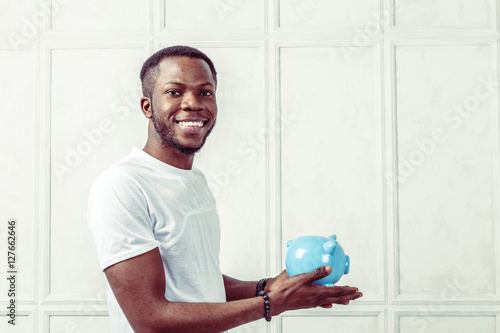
xmin=88 ymin=147 xmax=226 ymax=332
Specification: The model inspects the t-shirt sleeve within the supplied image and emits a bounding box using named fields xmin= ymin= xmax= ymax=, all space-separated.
xmin=87 ymin=170 xmax=160 ymax=271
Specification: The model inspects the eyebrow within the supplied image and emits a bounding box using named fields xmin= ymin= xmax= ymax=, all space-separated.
xmin=164 ymin=81 xmax=214 ymax=87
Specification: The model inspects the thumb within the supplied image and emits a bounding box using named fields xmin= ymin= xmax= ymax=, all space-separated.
xmin=302 ymin=266 xmax=332 ymax=285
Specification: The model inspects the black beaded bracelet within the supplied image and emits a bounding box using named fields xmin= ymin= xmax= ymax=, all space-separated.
xmin=255 ymin=278 xmax=268 ymax=297
xmin=258 ymin=290 xmax=272 ymax=322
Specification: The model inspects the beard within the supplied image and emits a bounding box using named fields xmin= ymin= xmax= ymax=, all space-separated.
xmin=151 ymin=105 xmax=215 ymax=157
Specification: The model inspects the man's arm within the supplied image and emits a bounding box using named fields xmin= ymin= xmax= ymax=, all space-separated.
xmin=106 ymin=247 xmax=362 ymax=333
xmin=105 ymin=248 xmax=265 ymax=333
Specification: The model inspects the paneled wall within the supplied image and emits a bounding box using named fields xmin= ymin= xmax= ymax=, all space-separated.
xmin=1 ymin=0 xmax=499 ymax=332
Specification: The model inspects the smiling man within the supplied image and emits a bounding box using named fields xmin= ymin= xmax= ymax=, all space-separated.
xmin=142 ymin=53 xmax=217 ymax=167
xmin=88 ymin=46 xmax=362 ymax=333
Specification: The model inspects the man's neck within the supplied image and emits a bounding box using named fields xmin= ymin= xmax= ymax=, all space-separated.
xmin=142 ymin=140 xmax=194 ymax=170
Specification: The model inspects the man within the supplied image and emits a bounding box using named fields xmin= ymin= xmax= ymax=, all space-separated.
xmin=88 ymin=45 xmax=362 ymax=333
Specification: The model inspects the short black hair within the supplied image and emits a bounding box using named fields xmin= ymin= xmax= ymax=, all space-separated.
xmin=139 ymin=45 xmax=217 ymax=99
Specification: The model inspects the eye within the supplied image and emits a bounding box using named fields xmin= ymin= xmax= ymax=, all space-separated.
xmin=167 ymin=90 xmax=181 ymax=96
xmin=201 ymin=90 xmax=213 ymax=97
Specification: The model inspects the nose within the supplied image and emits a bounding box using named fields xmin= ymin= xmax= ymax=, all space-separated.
xmin=181 ymin=92 xmax=204 ymax=111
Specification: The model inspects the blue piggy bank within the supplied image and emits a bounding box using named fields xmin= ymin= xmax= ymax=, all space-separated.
xmin=286 ymin=235 xmax=350 ymax=287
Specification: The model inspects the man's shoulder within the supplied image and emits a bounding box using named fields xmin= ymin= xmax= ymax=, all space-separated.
xmin=91 ymin=149 xmax=149 ymax=191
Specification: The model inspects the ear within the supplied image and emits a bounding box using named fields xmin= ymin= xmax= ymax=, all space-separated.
xmin=286 ymin=240 xmax=293 ymax=247
xmin=141 ymin=96 xmax=152 ymax=119
xmin=323 ymin=240 xmax=337 ymax=255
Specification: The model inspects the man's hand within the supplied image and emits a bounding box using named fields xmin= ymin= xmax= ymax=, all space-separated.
xmin=265 ymin=270 xmax=289 ymax=293
xmin=268 ymin=266 xmax=362 ymax=316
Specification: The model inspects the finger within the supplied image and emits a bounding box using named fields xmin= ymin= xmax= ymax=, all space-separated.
xmin=300 ymin=266 xmax=332 ymax=285
xmin=350 ymin=291 xmax=363 ymax=299
xmin=340 ymin=291 xmax=363 ymax=300
xmin=278 ymin=270 xmax=289 ymax=279
xmin=315 ymin=286 xmax=357 ymax=299
xmin=327 ymin=291 xmax=363 ymax=304
xmin=328 ymin=286 xmax=359 ymax=296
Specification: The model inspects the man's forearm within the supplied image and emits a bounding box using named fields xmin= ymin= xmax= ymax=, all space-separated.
xmin=130 ymin=296 xmax=265 ymax=333
xmin=222 ymin=275 xmax=257 ymax=301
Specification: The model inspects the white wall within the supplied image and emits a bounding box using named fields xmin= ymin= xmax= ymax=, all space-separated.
xmin=0 ymin=0 xmax=499 ymax=332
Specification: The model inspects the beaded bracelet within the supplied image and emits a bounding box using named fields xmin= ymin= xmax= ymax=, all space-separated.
xmin=258 ymin=290 xmax=272 ymax=322
xmin=255 ymin=278 xmax=268 ymax=297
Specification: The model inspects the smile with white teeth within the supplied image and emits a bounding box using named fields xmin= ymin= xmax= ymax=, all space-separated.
xmin=177 ymin=121 xmax=205 ymax=128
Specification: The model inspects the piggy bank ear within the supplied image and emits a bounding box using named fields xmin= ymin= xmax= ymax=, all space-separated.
xmin=286 ymin=240 xmax=293 ymax=247
xmin=324 ymin=239 xmax=337 ymax=255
